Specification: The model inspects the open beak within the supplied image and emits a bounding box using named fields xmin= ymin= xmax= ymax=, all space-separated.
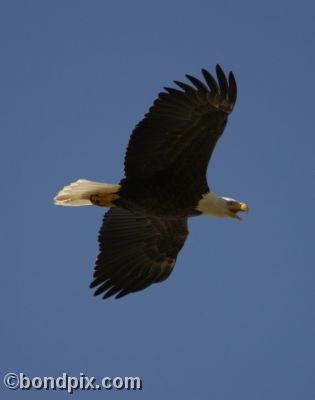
xmin=230 ymin=202 xmax=249 ymax=221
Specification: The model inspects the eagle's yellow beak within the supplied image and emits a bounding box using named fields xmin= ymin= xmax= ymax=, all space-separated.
xmin=239 ymin=202 xmax=249 ymax=213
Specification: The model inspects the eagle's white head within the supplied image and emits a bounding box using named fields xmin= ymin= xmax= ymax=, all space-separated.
xmin=196 ymin=192 xmax=249 ymax=220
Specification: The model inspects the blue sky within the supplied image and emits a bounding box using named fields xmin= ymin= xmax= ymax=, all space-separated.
xmin=1 ymin=1 xmax=314 ymax=398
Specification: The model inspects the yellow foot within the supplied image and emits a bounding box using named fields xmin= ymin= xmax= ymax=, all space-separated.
xmin=90 ymin=193 xmax=120 ymax=207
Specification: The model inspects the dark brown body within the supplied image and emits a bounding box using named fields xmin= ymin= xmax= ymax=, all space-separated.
xmin=116 ymin=173 xmax=208 ymax=217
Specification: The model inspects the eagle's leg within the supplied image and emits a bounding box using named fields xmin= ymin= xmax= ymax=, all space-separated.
xmin=90 ymin=193 xmax=120 ymax=207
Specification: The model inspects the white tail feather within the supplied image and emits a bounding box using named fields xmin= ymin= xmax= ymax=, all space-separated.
xmin=54 ymin=179 xmax=120 ymax=206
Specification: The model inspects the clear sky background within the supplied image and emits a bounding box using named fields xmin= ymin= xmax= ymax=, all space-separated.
xmin=1 ymin=1 xmax=314 ymax=399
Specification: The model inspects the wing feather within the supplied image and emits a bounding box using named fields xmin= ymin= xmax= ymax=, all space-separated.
xmin=185 ymin=74 xmax=208 ymax=92
xmin=202 ymin=68 xmax=219 ymax=93
xmin=215 ymin=64 xmax=228 ymax=99
xmin=124 ymin=65 xmax=237 ymax=182
xmin=90 ymin=207 xmax=188 ymax=299
xmin=228 ymin=71 xmax=237 ymax=104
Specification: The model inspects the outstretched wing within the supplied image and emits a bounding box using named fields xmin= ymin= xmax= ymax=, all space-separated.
xmin=124 ymin=64 xmax=237 ymax=183
xmin=90 ymin=207 xmax=188 ymax=299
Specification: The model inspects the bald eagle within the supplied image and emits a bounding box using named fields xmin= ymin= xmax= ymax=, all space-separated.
xmin=54 ymin=65 xmax=248 ymax=299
